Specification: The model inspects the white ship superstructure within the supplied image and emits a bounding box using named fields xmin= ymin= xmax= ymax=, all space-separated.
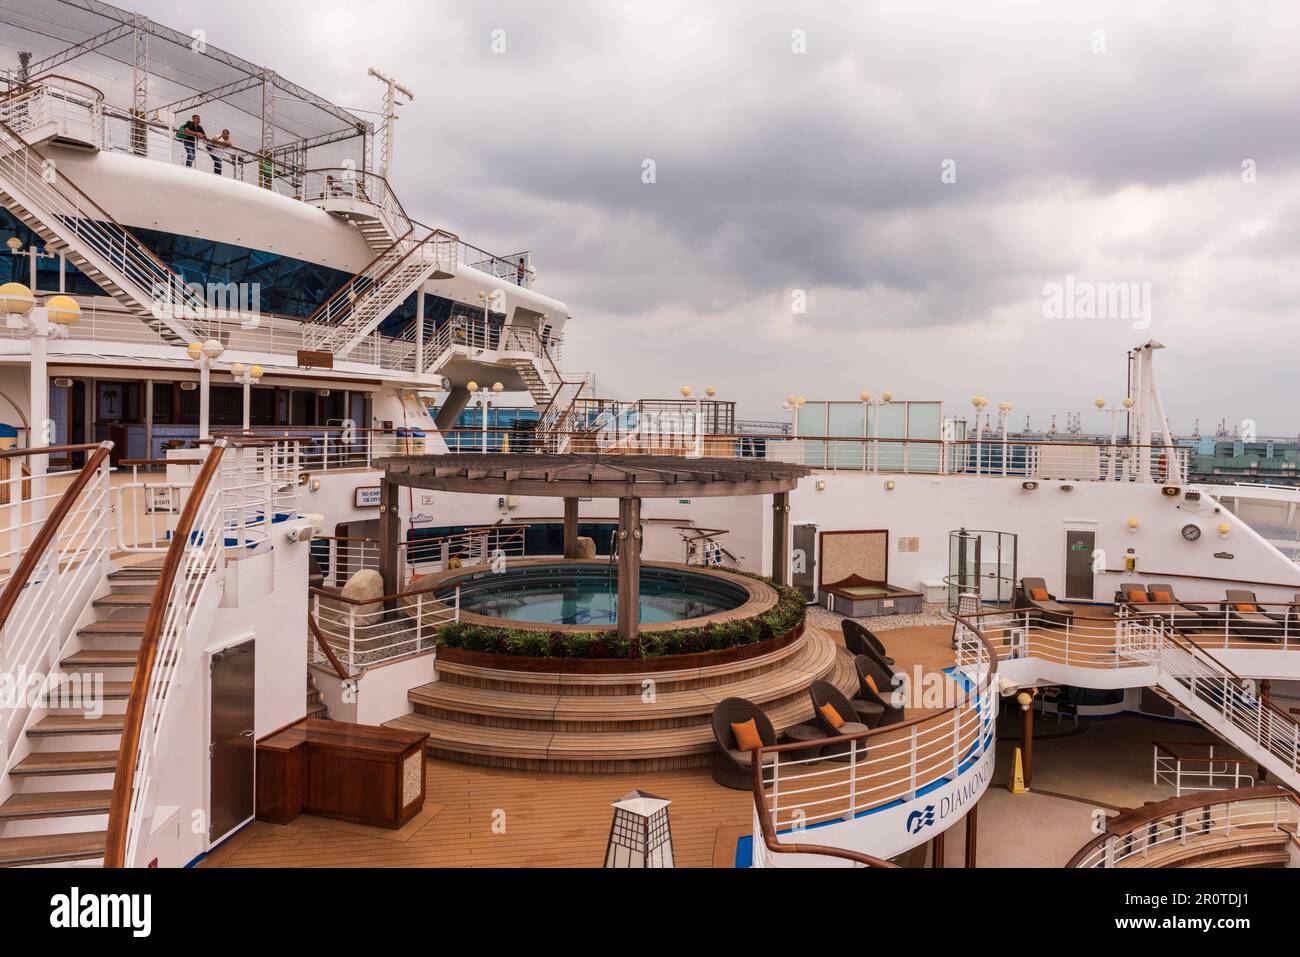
xmin=0 ymin=0 xmax=1297 ymax=876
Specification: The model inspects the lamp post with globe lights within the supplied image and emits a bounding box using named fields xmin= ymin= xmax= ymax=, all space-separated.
xmin=187 ymin=338 xmax=226 ymax=439
xmin=229 ymin=362 xmax=264 ymax=431
xmin=467 ymin=380 xmax=504 ymax=453
xmin=1 ymin=282 xmax=81 ymax=521
xmin=1095 ymin=397 xmax=1134 ymax=480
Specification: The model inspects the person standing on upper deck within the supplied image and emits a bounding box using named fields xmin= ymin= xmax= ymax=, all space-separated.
xmin=176 ymin=114 xmax=206 ymax=168
xmin=207 ymin=129 xmax=233 ymax=176
xmin=516 ymin=257 xmax=527 ymax=286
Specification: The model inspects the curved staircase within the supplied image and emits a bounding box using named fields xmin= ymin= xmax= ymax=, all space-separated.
xmin=384 ymin=628 xmax=858 ymax=772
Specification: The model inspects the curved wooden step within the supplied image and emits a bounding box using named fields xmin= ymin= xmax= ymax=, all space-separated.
xmin=411 ymin=634 xmax=841 ymax=732
xmin=1116 ymin=829 xmax=1292 ymax=868
xmin=388 ymin=641 xmax=862 ymax=772
xmin=434 ymin=628 xmax=817 ymax=697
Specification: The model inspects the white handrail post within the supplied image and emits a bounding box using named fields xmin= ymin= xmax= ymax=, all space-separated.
xmin=347 ymin=606 xmax=356 ymax=674
xmin=845 ymin=741 xmax=857 ymax=822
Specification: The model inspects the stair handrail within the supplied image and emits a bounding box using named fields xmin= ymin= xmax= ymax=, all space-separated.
xmin=1065 ymin=784 xmax=1299 ymax=868
xmin=104 ymin=439 xmax=229 ymax=868
xmin=0 ymin=441 xmax=113 ymax=629
xmin=0 ymin=118 xmax=207 ymax=336
xmin=301 ymin=226 xmax=459 ymax=353
xmin=307 ymin=612 xmax=354 ymax=681
xmin=749 ymin=612 xmax=998 ymax=868
xmin=1127 ymin=609 xmax=1300 ymax=759
xmin=0 ymin=442 xmax=114 ymax=779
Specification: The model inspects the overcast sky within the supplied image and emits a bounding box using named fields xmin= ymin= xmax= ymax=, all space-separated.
xmin=127 ymin=0 xmax=1300 ymax=433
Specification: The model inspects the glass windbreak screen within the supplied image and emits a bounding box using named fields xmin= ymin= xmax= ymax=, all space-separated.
xmin=826 ymin=402 xmax=866 ymax=469
xmin=797 ymin=403 xmax=827 ymax=467
xmin=906 ymin=401 xmax=942 ymax=473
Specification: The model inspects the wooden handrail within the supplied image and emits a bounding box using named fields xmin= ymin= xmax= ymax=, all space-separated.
xmin=0 ymin=441 xmax=112 ymax=630
xmin=1065 ymin=785 xmax=1297 ymax=867
xmin=0 ymin=442 xmax=101 ymax=461
xmin=118 ymin=458 xmax=204 ymax=467
xmin=104 ymin=441 xmax=227 ymax=868
xmin=308 ymin=612 xmax=353 ymax=681
xmin=748 ymin=614 xmax=998 ymax=867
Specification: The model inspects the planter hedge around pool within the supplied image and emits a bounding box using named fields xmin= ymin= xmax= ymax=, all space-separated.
xmin=433 ymin=570 xmax=806 ymax=667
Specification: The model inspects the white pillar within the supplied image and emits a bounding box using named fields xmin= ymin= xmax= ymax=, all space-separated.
xmin=199 ymin=358 xmax=211 ymax=439
xmin=29 ymin=308 xmax=50 ymax=524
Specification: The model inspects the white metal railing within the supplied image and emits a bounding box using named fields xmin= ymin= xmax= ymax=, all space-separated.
xmin=750 ymin=615 xmax=997 ymax=865
xmin=299 ymin=227 xmax=457 ymax=356
xmin=0 ymin=443 xmax=113 ymax=772
xmin=758 ymin=435 xmax=1192 ymax=481
xmin=309 ymin=585 xmax=459 ymax=672
xmin=0 ymin=117 xmax=207 ymax=341
xmin=314 ymin=524 xmax=529 ymax=589
xmin=115 ymin=442 xmax=231 ymax=866
xmin=968 ymin=604 xmax=1300 ymax=787
xmin=1153 ymin=741 xmax=1255 ymax=796
xmin=1123 ymin=598 xmax=1300 ymax=650
xmin=0 ymin=77 xmax=104 ymax=147
xmin=1068 ymin=790 xmax=1299 ymax=868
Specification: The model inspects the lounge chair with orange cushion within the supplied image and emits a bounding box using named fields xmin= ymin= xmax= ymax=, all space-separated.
xmin=710 ymin=697 xmax=778 ymax=789
xmin=1223 ymin=589 xmax=1285 ymax=642
xmin=1017 ymin=577 xmax=1073 ymax=625
xmin=1144 ymin=582 xmax=1213 ymax=631
xmin=809 ymin=681 xmax=872 ymax=759
xmin=854 ymin=655 xmax=906 ymax=726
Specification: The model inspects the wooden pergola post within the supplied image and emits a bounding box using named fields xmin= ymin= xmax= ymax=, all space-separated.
xmin=379 ymin=477 xmax=400 ymax=605
xmin=771 ymin=491 xmax=791 ymax=586
xmin=965 ymin=803 xmax=979 ymax=867
xmin=931 ymin=830 xmax=945 ymax=868
xmin=617 ymin=496 xmax=642 ymax=643
xmin=1021 ymin=701 xmax=1034 ymax=788
xmin=563 ymin=496 xmax=579 ymax=559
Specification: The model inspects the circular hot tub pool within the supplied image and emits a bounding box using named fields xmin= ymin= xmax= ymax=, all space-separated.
xmin=436 ymin=562 xmax=750 ymax=627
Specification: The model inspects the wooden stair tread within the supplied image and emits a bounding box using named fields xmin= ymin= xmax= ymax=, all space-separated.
xmin=11 ymin=750 xmax=119 ymax=775
xmin=61 ymin=650 xmax=138 ymax=668
xmin=78 ymin=620 xmax=146 ymax=636
xmin=0 ymin=830 xmax=106 ymax=867
xmin=47 ymin=680 xmax=132 ymax=700
xmin=93 ymin=594 xmax=152 ymax=607
xmin=29 ymin=714 xmax=124 ymax=735
xmin=0 ymin=789 xmax=112 ymax=819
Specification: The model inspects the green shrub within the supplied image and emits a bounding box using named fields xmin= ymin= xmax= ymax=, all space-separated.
xmin=435 ymin=573 xmax=805 ymax=660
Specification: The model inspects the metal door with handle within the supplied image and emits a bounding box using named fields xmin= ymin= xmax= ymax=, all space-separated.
xmin=1064 ymin=529 xmax=1096 ymax=601
xmin=209 ymin=639 xmax=255 ymax=843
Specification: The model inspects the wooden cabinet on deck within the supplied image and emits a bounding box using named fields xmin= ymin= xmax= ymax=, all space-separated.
xmin=256 ymin=718 xmax=428 ymax=829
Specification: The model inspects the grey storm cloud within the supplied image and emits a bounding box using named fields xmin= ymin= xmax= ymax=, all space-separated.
xmin=123 ymin=0 xmax=1300 ymax=429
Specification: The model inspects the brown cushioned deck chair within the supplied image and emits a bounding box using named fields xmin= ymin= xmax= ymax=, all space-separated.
xmin=710 ymin=697 xmax=778 ymax=790
xmin=840 ymin=618 xmax=895 ymax=666
xmin=854 ymin=655 xmax=906 ymax=726
xmin=1017 ymin=577 xmax=1074 ymax=625
xmin=1144 ymin=582 xmax=1212 ymax=631
xmin=809 ymin=681 xmax=873 ymax=759
xmin=1265 ymin=593 xmax=1300 ymax=628
xmin=1223 ymin=589 xmax=1286 ymax=642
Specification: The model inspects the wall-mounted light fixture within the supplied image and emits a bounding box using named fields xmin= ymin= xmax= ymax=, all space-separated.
xmin=1218 ymin=522 xmax=1231 ymax=539
xmin=814 ymin=479 xmax=826 ymax=491
xmin=1021 ymin=481 xmax=1038 ymax=491
xmin=1127 ymin=517 xmax=1141 ymax=532
xmin=884 ymin=480 xmax=896 ymax=491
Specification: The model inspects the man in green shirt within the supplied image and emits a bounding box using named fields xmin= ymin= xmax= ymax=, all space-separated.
xmin=176 ymin=114 xmax=206 ymax=168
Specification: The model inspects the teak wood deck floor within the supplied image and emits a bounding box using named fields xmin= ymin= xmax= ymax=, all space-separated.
xmin=206 ymin=624 xmax=957 ymax=868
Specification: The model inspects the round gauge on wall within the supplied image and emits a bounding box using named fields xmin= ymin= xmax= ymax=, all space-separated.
xmin=1181 ymin=524 xmax=1202 ymax=541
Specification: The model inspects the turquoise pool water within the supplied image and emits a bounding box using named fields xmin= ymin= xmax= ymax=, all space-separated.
xmin=440 ymin=564 xmax=748 ymax=626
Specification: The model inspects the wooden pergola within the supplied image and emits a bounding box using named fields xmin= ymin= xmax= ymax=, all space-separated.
xmin=374 ymin=454 xmax=811 ymax=641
